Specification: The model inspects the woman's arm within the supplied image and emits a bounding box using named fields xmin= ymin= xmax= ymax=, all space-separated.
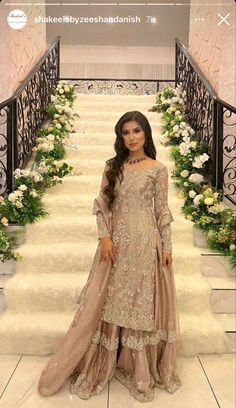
xmin=93 ymin=163 xmax=111 ymax=240
xmin=153 ymin=165 xmax=174 ymax=252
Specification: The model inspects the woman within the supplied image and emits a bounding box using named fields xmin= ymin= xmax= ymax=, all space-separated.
xmin=38 ymin=111 xmax=182 ymax=403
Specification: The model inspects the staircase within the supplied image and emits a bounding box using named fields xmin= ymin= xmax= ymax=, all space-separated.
xmin=0 ymin=93 xmax=234 ymax=356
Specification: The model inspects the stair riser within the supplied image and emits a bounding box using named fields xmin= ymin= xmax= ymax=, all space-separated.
xmin=75 ymin=95 xmax=157 ymax=103
xmin=69 ymin=133 xmax=168 ymax=147
xmin=74 ymin=111 xmax=161 ymax=120
xmin=3 ymin=285 xmax=212 ymax=314
xmin=56 ymin=158 xmax=174 ymax=178
xmin=42 ymin=198 xmax=181 ymax=218
xmin=24 ymin=221 xmax=193 ymax=245
xmin=0 ymin=328 xmax=231 ymax=356
xmin=211 ymin=291 xmax=236 ymax=313
xmin=75 ymin=121 xmax=163 ymax=134
xmin=201 ymin=255 xmax=236 ymax=277
xmin=47 ymin=175 xmax=178 ymax=194
xmin=64 ymin=143 xmax=170 ymax=161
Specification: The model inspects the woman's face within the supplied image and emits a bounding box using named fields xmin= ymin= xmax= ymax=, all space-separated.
xmin=121 ymin=121 xmax=146 ymax=152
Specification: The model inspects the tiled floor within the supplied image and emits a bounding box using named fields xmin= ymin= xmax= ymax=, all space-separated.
xmin=0 ymin=353 xmax=235 ymax=407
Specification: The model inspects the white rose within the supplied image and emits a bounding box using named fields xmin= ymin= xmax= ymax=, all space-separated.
xmin=1 ymin=216 xmax=9 ymax=226
xmin=18 ymin=184 xmax=27 ymax=191
xmin=175 ymin=110 xmax=181 ymax=116
xmin=180 ymin=169 xmax=189 ymax=177
xmin=193 ymin=194 xmax=204 ymax=206
xmin=13 ymin=168 xmax=22 ymax=177
xmin=190 ymin=141 xmax=197 ymax=148
xmin=30 ymin=190 xmax=38 ymax=198
xmin=230 ymin=244 xmax=236 ymax=251
xmin=15 ymin=201 xmax=23 ymax=208
xmin=173 ymin=125 xmax=179 ymax=132
xmin=189 ymin=190 xmax=197 ymax=198
xmin=172 ymin=96 xmax=179 ymax=103
xmin=204 ymin=197 xmax=214 ymax=205
xmin=15 ymin=190 xmax=23 ymax=197
xmin=59 ymin=89 xmax=64 ymax=94
xmin=182 ymin=130 xmax=189 ymax=137
xmin=189 ymin=173 xmax=204 ymax=184
xmin=47 ymin=134 xmax=55 ymax=142
xmin=8 ymin=193 xmax=17 ymax=202
xmin=183 ymin=182 xmax=188 ymax=187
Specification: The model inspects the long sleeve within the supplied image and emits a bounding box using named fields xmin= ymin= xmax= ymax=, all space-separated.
xmin=153 ymin=165 xmax=174 ymax=252
xmin=94 ymin=163 xmax=111 ymax=240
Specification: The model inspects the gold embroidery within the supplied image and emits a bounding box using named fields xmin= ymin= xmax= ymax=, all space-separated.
xmin=91 ymin=328 xmax=177 ymax=352
xmin=91 ymin=330 xmax=119 ymax=351
xmin=94 ymin=165 xmax=174 ymax=331
xmin=114 ymin=368 xmax=155 ymax=402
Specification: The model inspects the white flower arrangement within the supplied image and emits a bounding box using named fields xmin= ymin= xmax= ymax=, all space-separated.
xmin=192 ymin=153 xmax=210 ymax=168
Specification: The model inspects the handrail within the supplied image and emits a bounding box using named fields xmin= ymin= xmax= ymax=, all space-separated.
xmin=0 ymin=36 xmax=61 ymax=109
xmin=0 ymin=36 xmax=60 ymax=195
xmin=175 ymin=37 xmax=236 ymax=112
xmin=175 ymin=38 xmax=236 ymax=206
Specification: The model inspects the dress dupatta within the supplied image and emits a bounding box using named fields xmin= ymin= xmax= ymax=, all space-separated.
xmin=37 ymin=195 xmax=114 ymax=396
xmin=37 ymin=193 xmax=182 ymax=397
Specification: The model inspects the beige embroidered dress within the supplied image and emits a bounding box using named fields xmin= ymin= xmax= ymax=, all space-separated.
xmin=37 ymin=160 xmax=182 ymax=403
xmin=97 ymin=163 xmax=173 ymax=332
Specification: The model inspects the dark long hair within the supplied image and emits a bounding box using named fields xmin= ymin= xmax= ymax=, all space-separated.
xmin=103 ymin=111 xmax=157 ymax=211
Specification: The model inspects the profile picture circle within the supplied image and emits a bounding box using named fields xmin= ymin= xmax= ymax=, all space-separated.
xmin=7 ymin=9 xmax=27 ymax=30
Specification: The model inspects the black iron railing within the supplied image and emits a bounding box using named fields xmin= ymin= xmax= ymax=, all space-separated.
xmin=175 ymin=38 xmax=236 ymax=206
xmin=0 ymin=35 xmax=235 ymax=207
xmin=0 ymin=36 xmax=60 ymax=195
xmin=59 ymin=78 xmax=175 ymax=95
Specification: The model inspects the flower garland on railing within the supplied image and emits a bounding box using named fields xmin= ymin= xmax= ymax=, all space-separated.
xmin=0 ymin=80 xmax=80 ymax=263
xmin=149 ymin=85 xmax=236 ymax=269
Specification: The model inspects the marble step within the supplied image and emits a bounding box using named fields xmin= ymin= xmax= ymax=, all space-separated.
xmin=201 ymin=252 xmax=236 ymax=277
xmin=46 ymin=174 xmax=179 ymax=196
xmin=63 ymin=144 xmax=169 ymax=162
xmin=74 ymin=110 xmax=162 ymax=122
xmin=76 ymin=104 xmax=160 ymax=113
xmin=23 ymin=213 xmax=193 ymax=245
xmin=0 ymin=272 xmax=223 ymax=316
xmin=68 ymin=132 xmax=168 ymax=147
xmin=74 ymin=120 xmax=163 ymax=134
xmin=0 ymin=270 xmax=235 ymax=315
xmin=0 ymin=242 xmax=202 ymax=277
xmin=214 ymin=313 xmax=236 ymax=353
xmin=41 ymin=192 xmax=183 ymax=217
xmin=75 ymin=93 xmax=157 ymax=103
xmin=57 ymin=158 xmax=175 ymax=179
xmin=207 ymin=276 xmax=236 ymax=314
xmin=0 ymin=310 xmax=228 ymax=356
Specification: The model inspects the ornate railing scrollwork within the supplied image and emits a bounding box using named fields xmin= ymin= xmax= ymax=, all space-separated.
xmin=0 ymin=37 xmax=60 ymax=195
xmin=59 ymin=79 xmax=175 ymax=96
xmin=175 ymin=38 xmax=236 ymax=206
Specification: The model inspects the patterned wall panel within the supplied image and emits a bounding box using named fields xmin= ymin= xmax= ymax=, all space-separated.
xmin=0 ymin=0 xmax=46 ymax=102
xmin=189 ymin=0 xmax=235 ymax=107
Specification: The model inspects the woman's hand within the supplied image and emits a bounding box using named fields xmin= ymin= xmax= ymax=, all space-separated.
xmin=99 ymin=235 xmax=117 ymax=264
xmin=162 ymin=250 xmax=172 ymax=267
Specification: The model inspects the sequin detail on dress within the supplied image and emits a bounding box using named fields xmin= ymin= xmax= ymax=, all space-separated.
xmin=95 ymin=163 xmax=174 ymax=331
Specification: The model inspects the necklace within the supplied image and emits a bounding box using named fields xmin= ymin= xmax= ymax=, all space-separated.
xmin=125 ymin=156 xmax=147 ymax=164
